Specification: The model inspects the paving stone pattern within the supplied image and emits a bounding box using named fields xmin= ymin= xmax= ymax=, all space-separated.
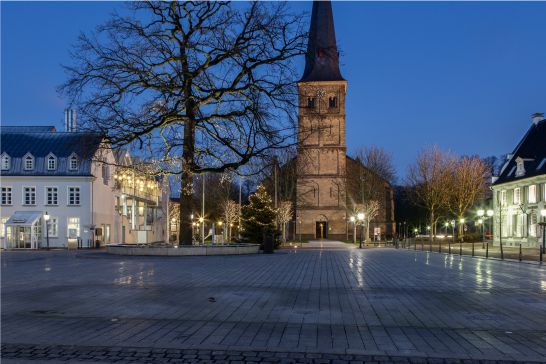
xmin=2 ymin=343 xmax=543 ymax=363
xmin=1 ymin=247 xmax=546 ymax=363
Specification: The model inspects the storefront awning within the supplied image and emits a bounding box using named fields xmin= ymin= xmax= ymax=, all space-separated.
xmin=5 ymin=211 xmax=43 ymax=226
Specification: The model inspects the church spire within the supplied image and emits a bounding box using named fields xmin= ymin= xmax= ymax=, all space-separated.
xmin=300 ymin=0 xmax=344 ymax=82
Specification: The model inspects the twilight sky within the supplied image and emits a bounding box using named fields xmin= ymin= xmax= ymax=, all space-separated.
xmin=2 ymin=1 xmax=546 ymax=181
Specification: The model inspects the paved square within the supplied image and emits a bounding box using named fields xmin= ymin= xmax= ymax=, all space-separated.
xmin=1 ymin=246 xmax=546 ymax=363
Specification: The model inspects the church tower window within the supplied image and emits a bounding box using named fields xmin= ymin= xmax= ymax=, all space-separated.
xmin=329 ymin=96 xmax=337 ymax=108
xmin=307 ymin=97 xmax=316 ymax=109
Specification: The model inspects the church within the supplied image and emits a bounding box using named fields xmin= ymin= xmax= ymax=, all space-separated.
xmin=294 ymin=1 xmax=395 ymax=241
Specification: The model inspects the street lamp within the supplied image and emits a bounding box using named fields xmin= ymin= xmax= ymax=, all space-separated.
xmin=540 ymin=209 xmax=546 ymax=255
xmin=198 ymin=216 xmax=205 ymax=245
xmin=43 ymin=212 xmax=50 ymax=250
xmin=444 ymin=222 xmax=449 ymax=236
xmin=357 ymin=213 xmax=365 ymax=249
xmin=350 ymin=216 xmax=356 ymax=244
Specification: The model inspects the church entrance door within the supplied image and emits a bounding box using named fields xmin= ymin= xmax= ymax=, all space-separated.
xmin=315 ymin=222 xmax=328 ymax=239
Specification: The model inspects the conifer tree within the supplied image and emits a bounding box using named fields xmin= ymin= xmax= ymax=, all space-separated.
xmin=241 ymin=185 xmax=276 ymax=246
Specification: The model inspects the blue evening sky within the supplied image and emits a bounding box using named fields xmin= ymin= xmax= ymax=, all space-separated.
xmin=2 ymin=1 xmax=546 ymax=180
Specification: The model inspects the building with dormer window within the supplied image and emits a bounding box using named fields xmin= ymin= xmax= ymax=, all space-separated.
xmin=491 ymin=113 xmax=546 ymax=248
xmin=0 ymin=119 xmax=168 ymax=249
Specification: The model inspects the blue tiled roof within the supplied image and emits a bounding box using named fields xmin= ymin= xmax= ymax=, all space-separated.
xmin=1 ymin=130 xmax=103 ymax=176
xmin=494 ymin=118 xmax=546 ymax=185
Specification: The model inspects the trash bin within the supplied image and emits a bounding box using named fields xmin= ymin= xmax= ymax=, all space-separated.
xmin=263 ymin=233 xmax=274 ymax=254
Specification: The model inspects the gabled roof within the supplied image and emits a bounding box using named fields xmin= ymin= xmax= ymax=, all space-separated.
xmin=300 ymin=0 xmax=344 ymax=82
xmin=0 ymin=129 xmax=103 ymax=176
xmin=0 ymin=126 xmax=56 ymax=133
xmin=494 ymin=117 xmax=546 ymax=185
xmin=0 ymin=131 xmax=102 ymax=159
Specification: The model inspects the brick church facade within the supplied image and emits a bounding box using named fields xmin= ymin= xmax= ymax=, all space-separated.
xmin=294 ymin=1 xmax=395 ymax=241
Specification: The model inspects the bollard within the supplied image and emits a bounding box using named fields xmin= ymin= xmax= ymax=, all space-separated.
xmin=472 ymin=242 xmax=475 ymax=257
xmin=540 ymin=246 xmax=543 ymax=263
xmin=439 ymin=241 xmax=442 ymax=253
xmin=486 ymin=242 xmax=489 ymax=258
xmin=414 ymin=240 xmax=417 ymax=250
xmin=448 ymin=241 xmax=451 ymax=255
xmin=459 ymin=242 xmax=462 ymax=256
xmin=519 ymin=243 xmax=522 ymax=262
xmin=500 ymin=242 xmax=504 ymax=260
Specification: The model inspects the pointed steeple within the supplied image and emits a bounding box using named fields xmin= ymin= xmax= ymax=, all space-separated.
xmin=301 ymin=0 xmax=344 ymax=82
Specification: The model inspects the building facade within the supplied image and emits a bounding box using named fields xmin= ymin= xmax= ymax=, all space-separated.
xmin=0 ymin=125 xmax=168 ymax=249
xmin=295 ymin=1 xmax=395 ymax=240
xmin=491 ymin=113 xmax=546 ymax=248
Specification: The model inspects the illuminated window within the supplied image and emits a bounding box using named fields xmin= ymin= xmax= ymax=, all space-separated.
xmin=528 ymin=185 xmax=537 ymax=204
xmin=0 ymin=217 xmax=8 ymax=238
xmin=47 ymin=217 xmax=58 ymax=237
xmin=513 ymin=188 xmax=521 ymax=204
xmin=67 ymin=217 xmax=80 ymax=238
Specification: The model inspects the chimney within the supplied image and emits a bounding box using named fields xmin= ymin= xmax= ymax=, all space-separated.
xmin=532 ymin=112 xmax=544 ymax=125
xmin=64 ymin=109 xmax=77 ymax=132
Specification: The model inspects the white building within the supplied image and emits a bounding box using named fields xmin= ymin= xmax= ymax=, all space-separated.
xmin=0 ymin=124 xmax=168 ymax=249
xmin=491 ymin=113 xmax=546 ymax=248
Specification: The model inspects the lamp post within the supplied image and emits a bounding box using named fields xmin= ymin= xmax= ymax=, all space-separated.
xmin=444 ymin=222 xmax=449 ymax=237
xmin=199 ymin=216 xmax=204 ymax=245
xmin=218 ymin=221 xmax=223 ymax=244
xmin=451 ymin=220 xmax=455 ymax=243
xmin=350 ymin=216 xmax=356 ymax=244
xmin=43 ymin=212 xmax=50 ymax=250
xmin=459 ymin=218 xmax=465 ymax=242
xmin=540 ymin=209 xmax=546 ymax=257
xmin=477 ymin=209 xmax=485 ymax=248
xmin=357 ymin=212 xmax=365 ymax=249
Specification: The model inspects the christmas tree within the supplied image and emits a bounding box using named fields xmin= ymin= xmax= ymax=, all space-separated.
xmin=241 ymin=184 xmax=276 ymax=247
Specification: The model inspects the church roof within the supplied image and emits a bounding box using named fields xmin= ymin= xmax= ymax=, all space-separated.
xmin=493 ymin=115 xmax=546 ymax=185
xmin=300 ymin=0 xmax=344 ymax=82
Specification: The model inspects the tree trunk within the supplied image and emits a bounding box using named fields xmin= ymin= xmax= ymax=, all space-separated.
xmin=179 ymin=117 xmax=196 ymax=246
xmin=429 ymin=210 xmax=435 ymax=244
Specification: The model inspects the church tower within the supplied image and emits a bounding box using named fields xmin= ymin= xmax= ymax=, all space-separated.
xmin=296 ymin=0 xmax=347 ymax=240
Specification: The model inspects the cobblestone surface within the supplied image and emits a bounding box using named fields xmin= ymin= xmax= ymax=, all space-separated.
xmin=2 ymin=343 xmax=543 ymax=363
xmin=1 ymin=247 xmax=546 ymax=363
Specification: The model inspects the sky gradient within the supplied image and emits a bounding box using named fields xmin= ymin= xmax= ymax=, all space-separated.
xmin=2 ymin=1 xmax=546 ymax=181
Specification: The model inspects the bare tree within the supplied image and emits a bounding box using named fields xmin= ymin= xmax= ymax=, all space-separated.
xmin=353 ymin=146 xmax=396 ymax=184
xmin=362 ymin=200 xmax=380 ymax=243
xmin=61 ymin=2 xmax=307 ymax=245
xmin=447 ymin=156 xmax=488 ymax=239
xmin=276 ymin=200 xmax=293 ymax=243
xmin=407 ymin=146 xmax=453 ymax=243
xmin=221 ymin=200 xmax=239 ymax=242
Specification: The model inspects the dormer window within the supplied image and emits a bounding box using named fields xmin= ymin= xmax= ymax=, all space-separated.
xmin=47 ymin=154 xmax=57 ymax=171
xmin=1 ymin=154 xmax=10 ymax=170
xmin=307 ymin=97 xmax=316 ymax=109
xmin=23 ymin=153 xmax=34 ymax=170
xmin=69 ymin=154 xmax=79 ymax=171
xmin=515 ymin=159 xmax=525 ymax=177
xmin=328 ymin=96 xmax=337 ymax=108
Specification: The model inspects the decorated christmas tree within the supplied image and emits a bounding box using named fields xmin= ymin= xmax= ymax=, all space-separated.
xmin=241 ymin=184 xmax=276 ymax=247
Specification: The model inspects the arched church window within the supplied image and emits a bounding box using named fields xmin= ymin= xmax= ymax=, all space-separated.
xmin=307 ymin=97 xmax=316 ymax=109
xmin=329 ymin=96 xmax=337 ymax=108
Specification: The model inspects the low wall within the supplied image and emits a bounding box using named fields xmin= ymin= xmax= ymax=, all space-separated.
xmin=106 ymin=244 xmax=260 ymax=256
